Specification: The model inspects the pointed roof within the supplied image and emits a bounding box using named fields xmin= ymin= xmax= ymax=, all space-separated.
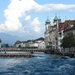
xmin=53 ymin=15 xmax=58 ymax=21
xmin=58 ymin=16 xmax=61 ymax=22
xmin=53 ymin=14 xmax=61 ymax=22
xmin=45 ymin=16 xmax=50 ymax=23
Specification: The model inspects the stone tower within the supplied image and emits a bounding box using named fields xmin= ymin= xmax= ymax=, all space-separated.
xmin=44 ymin=16 xmax=51 ymax=47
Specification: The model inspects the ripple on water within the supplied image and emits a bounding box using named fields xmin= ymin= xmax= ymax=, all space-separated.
xmin=0 ymin=54 xmax=75 ymax=75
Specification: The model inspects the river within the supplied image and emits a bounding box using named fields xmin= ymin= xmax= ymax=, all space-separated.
xmin=0 ymin=54 xmax=75 ymax=75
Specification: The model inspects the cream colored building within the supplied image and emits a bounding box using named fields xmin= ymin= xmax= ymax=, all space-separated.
xmin=44 ymin=16 xmax=61 ymax=49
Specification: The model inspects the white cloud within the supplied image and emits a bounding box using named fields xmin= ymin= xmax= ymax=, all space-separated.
xmin=31 ymin=17 xmax=41 ymax=33
xmin=0 ymin=0 xmax=38 ymax=33
xmin=68 ymin=9 xmax=74 ymax=12
xmin=25 ymin=15 xmax=31 ymax=21
xmin=36 ymin=4 xmax=75 ymax=12
xmin=0 ymin=0 xmax=75 ymax=33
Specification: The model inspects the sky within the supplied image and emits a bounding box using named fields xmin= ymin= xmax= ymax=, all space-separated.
xmin=0 ymin=0 xmax=75 ymax=41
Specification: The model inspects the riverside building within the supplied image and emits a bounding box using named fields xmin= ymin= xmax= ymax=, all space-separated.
xmin=44 ymin=15 xmax=75 ymax=52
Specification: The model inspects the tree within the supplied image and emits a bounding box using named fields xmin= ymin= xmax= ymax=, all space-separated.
xmin=5 ymin=44 xmax=9 ymax=48
xmin=1 ymin=45 xmax=3 ymax=48
xmin=73 ymin=35 xmax=75 ymax=47
xmin=18 ymin=45 xmax=21 ymax=48
xmin=46 ymin=45 xmax=50 ymax=49
xmin=61 ymin=32 xmax=75 ymax=49
xmin=61 ymin=36 xmax=67 ymax=48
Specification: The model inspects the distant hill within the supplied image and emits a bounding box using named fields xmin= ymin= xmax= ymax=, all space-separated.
xmin=0 ymin=33 xmax=44 ymax=45
xmin=0 ymin=33 xmax=18 ymax=45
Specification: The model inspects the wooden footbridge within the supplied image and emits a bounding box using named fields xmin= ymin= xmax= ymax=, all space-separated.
xmin=0 ymin=48 xmax=75 ymax=58
xmin=0 ymin=48 xmax=54 ymax=58
xmin=0 ymin=49 xmax=46 ymax=52
xmin=0 ymin=48 xmax=54 ymax=53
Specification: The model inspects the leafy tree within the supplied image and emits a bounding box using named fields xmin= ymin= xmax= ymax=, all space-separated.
xmin=18 ymin=45 xmax=21 ymax=48
xmin=72 ymin=35 xmax=75 ymax=47
xmin=61 ymin=32 xmax=75 ymax=49
xmin=46 ymin=45 xmax=50 ymax=49
xmin=5 ymin=44 xmax=9 ymax=48
xmin=1 ymin=45 xmax=3 ymax=48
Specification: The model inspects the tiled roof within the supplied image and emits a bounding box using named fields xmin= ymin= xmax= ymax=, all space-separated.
xmin=14 ymin=37 xmax=44 ymax=45
xmin=58 ymin=20 xmax=75 ymax=32
xmin=64 ymin=20 xmax=75 ymax=30
xmin=64 ymin=27 xmax=75 ymax=32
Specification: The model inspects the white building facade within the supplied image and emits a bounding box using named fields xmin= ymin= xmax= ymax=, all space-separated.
xmin=14 ymin=37 xmax=45 ymax=49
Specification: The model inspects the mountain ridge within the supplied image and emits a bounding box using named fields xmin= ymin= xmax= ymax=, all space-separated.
xmin=0 ymin=33 xmax=18 ymax=45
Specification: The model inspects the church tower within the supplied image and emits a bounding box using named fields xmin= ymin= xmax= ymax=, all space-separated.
xmin=45 ymin=16 xmax=50 ymax=31
xmin=53 ymin=15 xmax=61 ymax=25
xmin=44 ymin=16 xmax=51 ymax=47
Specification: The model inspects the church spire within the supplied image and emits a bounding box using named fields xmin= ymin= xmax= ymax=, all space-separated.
xmin=45 ymin=16 xmax=50 ymax=24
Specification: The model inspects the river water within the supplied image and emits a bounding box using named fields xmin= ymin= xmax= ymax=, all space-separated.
xmin=0 ymin=54 xmax=75 ymax=75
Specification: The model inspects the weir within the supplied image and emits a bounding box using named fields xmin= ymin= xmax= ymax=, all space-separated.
xmin=0 ymin=53 xmax=33 ymax=58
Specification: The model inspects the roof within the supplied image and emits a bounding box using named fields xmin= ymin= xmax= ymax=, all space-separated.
xmin=58 ymin=23 xmax=64 ymax=32
xmin=14 ymin=37 xmax=45 ymax=45
xmin=53 ymin=16 xmax=61 ymax=22
xmin=64 ymin=27 xmax=75 ymax=32
xmin=64 ymin=20 xmax=75 ymax=30
xmin=45 ymin=16 xmax=50 ymax=23
xmin=58 ymin=17 xmax=61 ymax=21
xmin=45 ymin=18 xmax=50 ymax=23
xmin=35 ymin=37 xmax=44 ymax=41
xmin=53 ymin=16 xmax=58 ymax=21
xmin=58 ymin=20 xmax=75 ymax=32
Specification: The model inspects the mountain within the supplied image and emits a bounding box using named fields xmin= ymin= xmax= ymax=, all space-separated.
xmin=0 ymin=33 xmax=18 ymax=45
xmin=0 ymin=33 xmax=44 ymax=45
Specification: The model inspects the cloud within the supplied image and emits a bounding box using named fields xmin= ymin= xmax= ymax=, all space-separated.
xmin=36 ymin=4 xmax=75 ymax=12
xmin=31 ymin=17 xmax=41 ymax=33
xmin=25 ymin=15 xmax=31 ymax=21
xmin=0 ymin=0 xmax=38 ymax=33
xmin=0 ymin=0 xmax=75 ymax=34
